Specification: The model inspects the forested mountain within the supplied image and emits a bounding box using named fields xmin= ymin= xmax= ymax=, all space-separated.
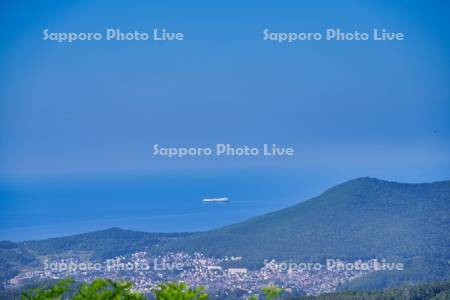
xmin=158 ymin=177 xmax=450 ymax=289
xmin=2 ymin=177 xmax=449 ymax=291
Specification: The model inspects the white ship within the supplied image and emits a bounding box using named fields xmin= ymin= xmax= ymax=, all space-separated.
xmin=202 ymin=197 xmax=229 ymax=203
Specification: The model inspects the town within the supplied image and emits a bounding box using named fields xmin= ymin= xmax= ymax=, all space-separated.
xmin=6 ymin=251 xmax=380 ymax=298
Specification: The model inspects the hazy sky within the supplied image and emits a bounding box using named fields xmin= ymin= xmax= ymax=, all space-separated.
xmin=0 ymin=0 xmax=449 ymax=183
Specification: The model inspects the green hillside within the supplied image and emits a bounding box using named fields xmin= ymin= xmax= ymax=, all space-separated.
xmin=0 ymin=241 xmax=39 ymax=283
xmin=293 ymin=280 xmax=450 ymax=299
xmin=0 ymin=229 xmax=190 ymax=283
xmin=21 ymin=227 xmax=191 ymax=260
xmin=158 ymin=177 xmax=450 ymax=288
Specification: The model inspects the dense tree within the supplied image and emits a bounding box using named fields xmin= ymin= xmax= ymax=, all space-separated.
xmin=7 ymin=279 xmax=450 ymax=300
xmin=153 ymin=282 xmax=208 ymax=300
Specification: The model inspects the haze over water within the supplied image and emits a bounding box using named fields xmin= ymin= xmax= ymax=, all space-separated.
xmin=0 ymin=170 xmax=327 ymax=241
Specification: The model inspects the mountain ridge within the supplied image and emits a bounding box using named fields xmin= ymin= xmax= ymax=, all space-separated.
xmin=1 ymin=177 xmax=449 ymax=290
xmin=153 ymin=177 xmax=450 ymax=289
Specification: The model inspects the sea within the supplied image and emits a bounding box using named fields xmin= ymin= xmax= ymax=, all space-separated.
xmin=0 ymin=170 xmax=335 ymax=241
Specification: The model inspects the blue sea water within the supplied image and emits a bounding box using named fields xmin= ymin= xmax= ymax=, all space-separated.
xmin=0 ymin=170 xmax=334 ymax=241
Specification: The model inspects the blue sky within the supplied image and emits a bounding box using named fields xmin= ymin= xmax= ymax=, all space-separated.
xmin=0 ymin=0 xmax=449 ymax=183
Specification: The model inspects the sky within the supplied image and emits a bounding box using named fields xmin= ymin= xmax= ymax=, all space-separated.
xmin=0 ymin=0 xmax=449 ymax=184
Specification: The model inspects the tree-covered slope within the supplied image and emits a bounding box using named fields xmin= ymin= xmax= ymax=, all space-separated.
xmin=161 ymin=178 xmax=450 ymax=261
xmin=159 ymin=177 xmax=450 ymax=287
xmin=0 ymin=229 xmax=191 ymax=283
xmin=293 ymin=280 xmax=450 ymax=300
xmin=0 ymin=241 xmax=39 ymax=283
xmin=21 ymin=228 xmax=191 ymax=261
